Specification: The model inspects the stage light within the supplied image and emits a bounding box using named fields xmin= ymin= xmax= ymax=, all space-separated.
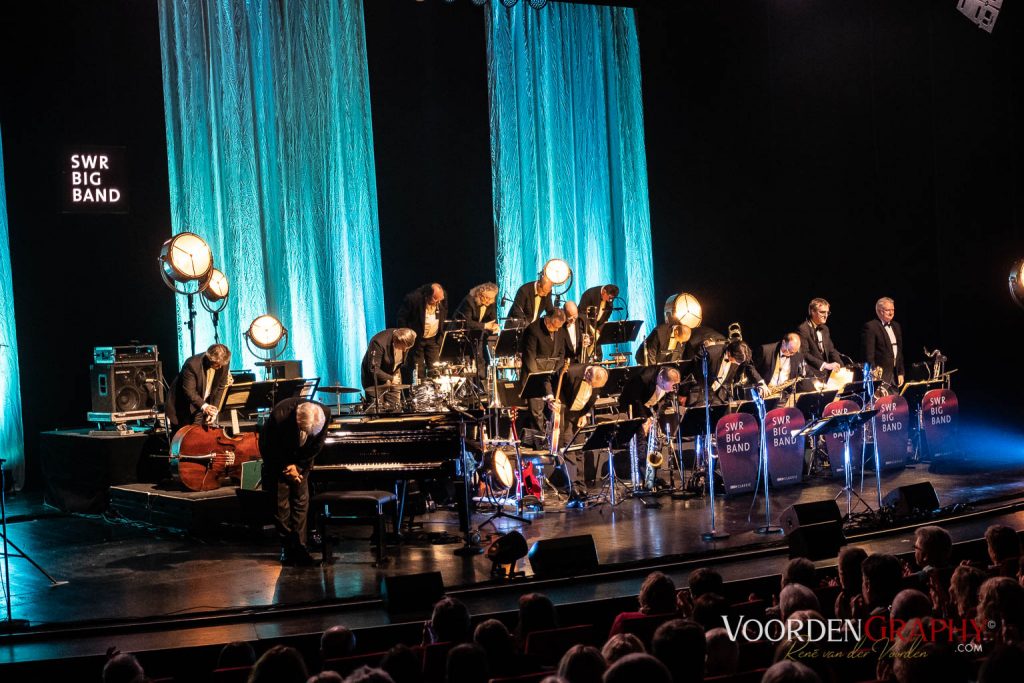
xmin=159 ymin=232 xmax=213 ymax=286
xmin=528 ymin=0 xmax=547 ymax=7
xmin=202 ymin=268 xmax=229 ymax=303
xmin=482 ymin=448 xmax=515 ymax=489
xmin=543 ymin=258 xmax=571 ymax=285
xmin=500 ymin=0 xmax=519 ymax=8
xmin=486 ymin=530 xmax=528 ymax=579
xmin=664 ymin=292 xmax=702 ymax=328
xmin=245 ymin=313 xmax=289 ymax=362
xmin=1009 ymin=259 xmax=1024 ymax=310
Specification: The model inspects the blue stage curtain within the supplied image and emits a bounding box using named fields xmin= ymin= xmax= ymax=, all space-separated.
xmin=158 ymin=0 xmax=385 ymax=387
xmin=486 ymin=2 xmax=656 ymax=337
xmin=0 ymin=125 xmax=25 ymax=490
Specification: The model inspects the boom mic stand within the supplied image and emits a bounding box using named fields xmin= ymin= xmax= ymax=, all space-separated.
xmin=699 ymin=347 xmax=729 ymax=541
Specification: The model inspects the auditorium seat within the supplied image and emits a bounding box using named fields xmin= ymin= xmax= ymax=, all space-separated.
xmin=614 ymin=613 xmax=674 ymax=647
xmin=419 ymin=641 xmax=454 ymax=683
xmin=210 ymin=666 xmax=253 ymax=683
xmin=705 ymin=667 xmax=768 ymax=683
xmin=728 ymin=598 xmax=767 ymax=620
xmin=322 ymin=651 xmax=387 ymax=676
xmin=814 ymin=585 xmax=841 ymax=618
xmin=489 ymin=672 xmax=550 ymax=683
xmin=523 ymin=623 xmax=594 ymax=666
xmin=736 ymin=639 xmax=775 ymax=673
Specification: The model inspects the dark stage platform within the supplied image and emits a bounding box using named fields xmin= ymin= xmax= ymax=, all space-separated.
xmin=3 ymin=449 xmax=1024 ymax=666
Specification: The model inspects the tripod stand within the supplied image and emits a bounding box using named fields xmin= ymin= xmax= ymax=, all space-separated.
xmin=2 ymin=458 xmax=66 ymax=632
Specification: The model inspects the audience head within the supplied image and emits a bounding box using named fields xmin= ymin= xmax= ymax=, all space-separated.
xmin=102 ymin=653 xmax=145 ymax=683
xmin=638 ymin=571 xmax=678 ymax=615
xmin=557 ymin=644 xmax=606 ymax=683
xmin=779 ymin=584 xmax=820 ymax=621
xmin=687 ymin=567 xmax=724 ymax=599
xmin=217 ymin=641 xmax=257 ymax=669
xmin=979 ymin=577 xmax=1024 ymax=642
xmin=891 ymin=588 xmax=933 ymax=622
xmin=515 ymin=593 xmax=557 ymax=643
xmin=762 ymin=660 xmax=821 ymax=683
xmin=986 ymin=525 xmax=1022 ymax=566
xmin=379 ymin=644 xmax=420 ymax=683
xmin=342 ymin=667 xmax=394 ymax=683
xmin=691 ymin=592 xmax=729 ymax=631
xmin=979 ymin=643 xmax=1024 ymax=683
xmin=308 ymin=673 xmax=343 ymax=683
xmin=445 ymin=643 xmax=488 ymax=683
xmin=861 ymin=553 xmax=902 ymax=609
xmin=782 ymin=557 xmax=818 ymax=590
xmin=914 ymin=526 xmax=953 ymax=568
xmin=320 ymin=625 xmax=356 ymax=660
xmin=950 ymin=564 xmax=986 ymax=620
xmin=473 ymin=619 xmax=514 ymax=674
xmin=890 ymin=617 xmax=966 ymax=683
xmin=248 ymin=645 xmax=308 ymax=683
xmin=651 ymin=619 xmax=705 ymax=683
xmin=601 ymin=633 xmax=645 ymax=665
xmin=704 ymin=627 xmax=740 ymax=676
xmin=602 ymin=653 xmax=671 ymax=683
xmin=837 ymin=546 xmax=868 ymax=593
xmin=429 ymin=596 xmax=472 ymax=644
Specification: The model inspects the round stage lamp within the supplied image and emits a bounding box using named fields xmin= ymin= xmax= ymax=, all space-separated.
xmin=543 ymin=258 xmax=572 ymax=285
xmin=159 ymin=232 xmax=213 ymax=289
xmin=1009 ymin=259 xmax=1024 ymax=310
xmin=483 ymin=449 xmax=515 ymax=489
xmin=245 ymin=313 xmax=289 ymax=361
xmin=486 ymin=530 xmax=528 ymax=579
xmin=664 ymin=292 xmax=702 ymax=328
xmin=202 ymin=269 xmax=230 ymax=303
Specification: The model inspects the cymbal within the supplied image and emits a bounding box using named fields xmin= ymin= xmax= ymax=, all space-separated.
xmin=366 ymin=384 xmax=412 ymax=391
xmin=316 ymin=386 xmax=362 ymax=394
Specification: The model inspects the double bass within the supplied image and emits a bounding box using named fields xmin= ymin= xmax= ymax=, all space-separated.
xmin=170 ymin=425 xmax=261 ymax=492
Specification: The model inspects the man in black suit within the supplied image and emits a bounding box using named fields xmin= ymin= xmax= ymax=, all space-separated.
xmin=260 ymin=398 xmax=329 ymax=565
xmin=553 ymin=364 xmax=609 ymax=502
xmin=619 ymin=365 xmax=682 ymax=421
xmin=578 ymin=283 xmax=619 ymax=329
xmin=360 ymin=328 xmax=417 ymax=410
xmin=756 ymin=333 xmax=811 ymax=390
xmin=562 ymin=301 xmax=591 ymax=364
xmin=453 ymin=282 xmax=500 ymax=380
xmin=797 ymin=298 xmax=844 ymax=379
xmin=683 ymin=326 xmax=726 ymax=361
xmin=862 ymin=297 xmax=904 ymax=386
xmin=637 ymin=322 xmax=691 ymax=366
xmin=165 ymin=343 xmax=231 ymax=433
xmin=509 ymin=275 xmax=555 ymax=324
xmin=397 ymin=283 xmax=447 ymax=383
xmin=519 ymin=309 xmax=567 ymax=431
xmin=691 ymin=340 xmax=765 ymax=405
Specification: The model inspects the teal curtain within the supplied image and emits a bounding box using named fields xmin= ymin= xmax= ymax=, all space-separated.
xmin=158 ymin=0 xmax=384 ymax=387
xmin=486 ymin=2 xmax=656 ymax=336
xmin=0 ymin=125 xmax=25 ymax=490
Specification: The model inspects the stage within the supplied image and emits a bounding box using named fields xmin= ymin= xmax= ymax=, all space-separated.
xmin=2 ymin=447 xmax=1024 ymax=666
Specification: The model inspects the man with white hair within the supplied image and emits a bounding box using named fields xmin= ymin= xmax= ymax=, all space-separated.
xmin=260 ymin=398 xmax=330 ymax=565
xmin=861 ymin=296 xmax=904 ymax=386
xmin=553 ymin=364 xmax=608 ymax=505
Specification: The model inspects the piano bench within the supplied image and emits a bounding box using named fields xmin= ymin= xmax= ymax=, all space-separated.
xmin=313 ymin=490 xmax=397 ymax=566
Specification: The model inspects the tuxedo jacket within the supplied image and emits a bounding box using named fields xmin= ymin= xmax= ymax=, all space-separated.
xmin=861 ymin=318 xmax=904 ymax=384
xmin=578 ymin=286 xmax=614 ymax=328
xmin=691 ymin=350 xmax=763 ymax=405
xmin=683 ymin=326 xmax=726 ymax=360
xmin=636 ymin=322 xmax=685 ymax=366
xmin=756 ymin=342 xmax=809 ymax=386
xmin=509 ymin=281 xmax=555 ymax=323
xmin=259 ymin=398 xmax=330 ymax=471
xmin=165 ymin=353 xmax=230 ymax=429
xmin=452 ymin=294 xmax=497 ymax=331
xmin=618 ymin=366 xmax=667 ymax=419
xmin=557 ymin=364 xmax=601 ymax=422
xmin=797 ymin=320 xmax=842 ymax=374
xmin=563 ymin=317 xmax=588 ymax=363
xmin=520 ymin=318 xmax=566 ymax=373
xmin=361 ymin=329 xmax=406 ymax=388
xmin=396 ymin=284 xmax=448 ymax=339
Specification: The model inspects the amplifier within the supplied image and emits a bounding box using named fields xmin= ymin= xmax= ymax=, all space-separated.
xmin=94 ymin=345 xmax=159 ymax=364
xmin=91 ymin=361 xmax=164 ymax=413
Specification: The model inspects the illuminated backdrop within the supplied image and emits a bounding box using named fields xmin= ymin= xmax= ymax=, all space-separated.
xmin=0 ymin=124 xmax=25 ymax=489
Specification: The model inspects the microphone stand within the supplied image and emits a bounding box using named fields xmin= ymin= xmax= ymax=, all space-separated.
xmin=370 ymin=347 xmax=382 ymax=414
xmin=699 ymin=347 xmax=729 ymax=541
xmin=863 ymin=364 xmax=882 ymax=512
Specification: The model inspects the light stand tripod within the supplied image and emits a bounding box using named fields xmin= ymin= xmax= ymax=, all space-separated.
xmin=1 ymin=458 xmax=67 ymax=632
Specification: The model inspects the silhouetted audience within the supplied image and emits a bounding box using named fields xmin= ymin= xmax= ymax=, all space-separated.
xmin=602 ymin=652 xmax=672 ymax=683
xmin=473 ymin=618 xmax=517 ymax=676
xmin=687 ymin=567 xmax=724 ymax=599
xmin=557 ymin=644 xmax=606 ymax=683
xmin=887 ymin=617 xmax=968 ymax=683
xmin=833 ymin=546 xmax=868 ymax=620
xmin=609 ymin=571 xmax=679 ymax=636
xmin=761 ymin=660 xmax=821 ymax=683
xmin=601 ymin=633 xmax=645 ymax=664
xmin=650 ymin=618 xmax=704 ymax=683
xmin=342 ymin=667 xmax=393 ymax=683
xmin=891 ymin=588 xmax=932 ymax=621
xmin=514 ymin=593 xmax=558 ymax=650
xmin=855 ymin=554 xmax=902 ymax=618
xmin=379 ymin=644 xmax=420 ymax=683
xmin=103 ymin=652 xmax=145 ymax=683
xmin=704 ymin=627 xmax=739 ymax=677
xmin=979 ymin=576 xmax=1024 ymax=644
xmin=691 ymin=593 xmax=728 ymax=631
xmin=782 ymin=557 xmax=819 ymax=590
xmin=979 ymin=644 xmax=1024 ymax=683
xmin=322 ymin=625 xmax=357 ymax=661
xmin=309 ymin=672 xmax=343 ymax=683
xmin=949 ymin=564 xmax=986 ymax=621
xmin=779 ymin=585 xmax=820 ymax=621
xmin=218 ymin=641 xmax=257 ymax=669
xmin=445 ymin=643 xmax=488 ymax=683
xmin=248 ymin=645 xmax=308 ymax=683
xmin=986 ymin=525 xmax=1022 ymax=579
xmin=426 ymin=596 xmax=472 ymax=645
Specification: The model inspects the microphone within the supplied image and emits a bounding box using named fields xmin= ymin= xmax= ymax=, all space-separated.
xmin=703 ymin=339 xmax=728 ymax=347
xmin=500 ymin=294 xmax=513 ymax=305
xmin=610 ymin=307 xmax=624 ymax=311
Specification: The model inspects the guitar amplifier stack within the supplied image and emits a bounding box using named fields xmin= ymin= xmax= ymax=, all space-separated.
xmin=88 ymin=345 xmax=164 ymax=423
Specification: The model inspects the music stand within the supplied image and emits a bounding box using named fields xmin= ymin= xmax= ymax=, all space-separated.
xmin=598 ymin=365 xmax=643 ymax=397
xmin=900 ymin=378 xmax=945 ymax=461
xmin=578 ymin=418 xmax=646 ymax=507
xmin=439 ymin=326 xmax=486 ymax=363
xmin=494 ymin=326 xmax=525 ymax=358
xmin=597 ymin=320 xmax=643 ymax=356
xmin=798 ymin=409 xmax=879 ymax=518
xmin=795 ymin=389 xmax=838 ymax=420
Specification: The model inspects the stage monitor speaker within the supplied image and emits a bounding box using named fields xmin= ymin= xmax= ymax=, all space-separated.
xmin=380 ymin=571 xmax=445 ymax=614
xmin=778 ymin=500 xmax=843 ymax=533
xmin=788 ymin=521 xmax=847 ymax=560
xmin=882 ymin=482 xmax=939 ymax=517
xmin=527 ymin=534 xmax=599 ymax=579
xmin=90 ymin=361 xmax=164 ymax=413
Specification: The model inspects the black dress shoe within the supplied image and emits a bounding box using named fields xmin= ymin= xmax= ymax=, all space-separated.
xmin=279 ymin=548 xmax=295 ymax=565
xmin=290 ymin=545 xmax=318 ymax=567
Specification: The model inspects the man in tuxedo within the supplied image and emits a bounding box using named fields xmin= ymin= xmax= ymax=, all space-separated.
xmin=165 ymin=343 xmax=231 ymax=433
xmin=578 ymin=283 xmax=619 ymax=329
xmin=553 ymin=364 xmax=609 ymax=503
xmin=453 ymin=282 xmax=499 ymax=333
xmin=396 ymin=283 xmax=447 ymax=383
xmin=637 ymin=322 xmax=691 ymax=366
xmin=619 ymin=365 xmax=682 ymax=421
xmin=691 ymin=339 xmax=765 ymax=405
xmin=562 ymin=301 xmax=591 ymax=363
xmin=797 ymin=298 xmax=844 ymax=379
xmin=756 ymin=333 xmax=811 ymax=390
xmin=683 ymin=326 xmax=726 ymax=360
xmin=519 ymin=309 xmax=567 ymax=431
xmin=360 ymin=328 xmax=417 ymax=411
xmin=509 ymin=274 xmax=556 ymax=324
xmin=862 ymin=297 xmax=904 ymax=386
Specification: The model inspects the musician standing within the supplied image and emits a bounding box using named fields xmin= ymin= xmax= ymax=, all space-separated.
xmin=691 ymin=340 xmax=765 ymax=405
xmin=519 ymin=309 xmax=567 ymax=432
xmin=453 ymin=282 xmax=500 ymax=333
xmin=637 ymin=322 xmax=691 ymax=366
xmin=756 ymin=333 xmax=809 ymax=390
xmin=553 ymin=364 xmax=609 ymax=505
xmin=396 ymin=283 xmax=447 ymax=383
xmin=619 ymin=366 xmax=682 ymax=421
xmin=260 ymin=398 xmax=329 ymax=566
xmin=164 ymin=343 xmax=231 ymax=433
xmin=360 ymin=328 xmax=417 ymax=410
xmin=797 ymin=298 xmax=843 ymax=378
xmin=578 ymin=283 xmax=619 ymax=329
xmin=509 ymin=274 xmax=555 ymax=324
xmin=862 ymin=297 xmax=904 ymax=386
xmin=562 ymin=301 xmax=590 ymax=364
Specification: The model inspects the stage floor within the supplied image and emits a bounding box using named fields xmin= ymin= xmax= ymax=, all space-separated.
xmin=4 ymin=451 xmax=1024 ymax=653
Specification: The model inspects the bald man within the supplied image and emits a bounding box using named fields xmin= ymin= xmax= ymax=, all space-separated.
xmin=562 ymin=301 xmax=591 ymax=364
xmin=756 ymin=333 xmax=810 ymax=390
xmin=397 ymin=282 xmax=447 ymax=383
xmin=553 ymin=364 xmax=609 ymax=504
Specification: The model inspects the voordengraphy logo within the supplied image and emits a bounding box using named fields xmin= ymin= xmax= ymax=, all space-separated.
xmin=720 ymin=616 xmax=987 ymax=645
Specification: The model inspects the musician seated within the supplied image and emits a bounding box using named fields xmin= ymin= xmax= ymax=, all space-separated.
xmin=691 ymin=340 xmax=765 ymax=405
xmin=361 ymin=328 xmax=417 ymax=412
xmin=636 ymin=322 xmax=691 ymax=366
xmin=164 ymin=343 xmax=231 ymax=433
xmin=552 ymin=364 xmax=609 ymax=506
xmin=797 ymin=298 xmax=844 ymax=379
xmin=260 ymin=398 xmax=329 ymax=566
xmin=520 ymin=310 xmax=567 ymax=432
xmin=756 ymin=333 xmax=815 ymax=393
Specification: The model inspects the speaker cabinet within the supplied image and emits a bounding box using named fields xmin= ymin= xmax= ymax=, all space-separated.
xmin=527 ymin=535 xmax=599 ymax=579
xmin=788 ymin=521 xmax=847 ymax=560
xmin=90 ymin=362 xmax=164 ymax=413
xmin=778 ymin=500 xmax=843 ymax=533
xmin=380 ymin=571 xmax=445 ymax=614
xmin=883 ymin=482 xmax=939 ymax=517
